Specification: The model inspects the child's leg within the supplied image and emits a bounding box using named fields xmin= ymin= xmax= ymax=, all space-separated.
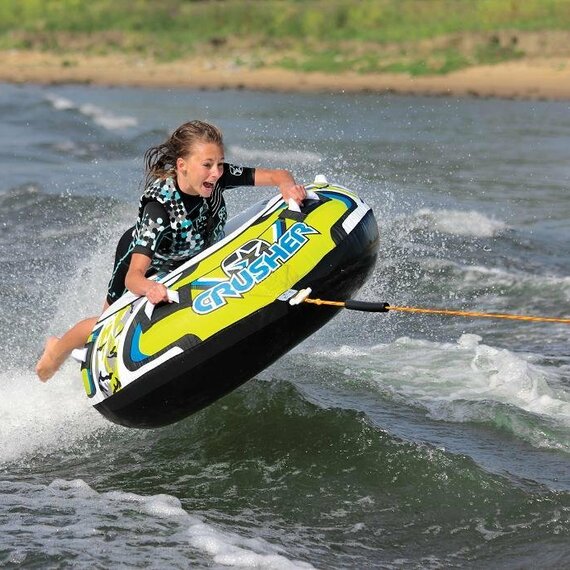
xmin=36 ymin=226 xmax=134 ymax=382
xmin=35 ymin=316 xmax=100 ymax=382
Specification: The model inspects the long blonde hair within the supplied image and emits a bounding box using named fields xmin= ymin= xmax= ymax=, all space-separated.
xmin=143 ymin=120 xmax=224 ymax=187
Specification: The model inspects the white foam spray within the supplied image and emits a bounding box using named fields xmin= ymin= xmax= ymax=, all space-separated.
xmin=312 ymin=334 xmax=570 ymax=451
xmin=0 ymin=224 xmax=128 ymax=465
xmin=0 ymin=365 xmax=109 ymax=464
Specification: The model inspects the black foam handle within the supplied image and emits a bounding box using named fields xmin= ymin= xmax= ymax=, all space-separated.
xmin=344 ymin=300 xmax=390 ymax=313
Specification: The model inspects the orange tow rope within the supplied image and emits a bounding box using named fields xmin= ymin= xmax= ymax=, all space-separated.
xmin=303 ymin=298 xmax=570 ymax=325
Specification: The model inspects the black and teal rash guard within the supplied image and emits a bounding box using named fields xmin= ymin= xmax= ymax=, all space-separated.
xmin=106 ymin=163 xmax=255 ymax=304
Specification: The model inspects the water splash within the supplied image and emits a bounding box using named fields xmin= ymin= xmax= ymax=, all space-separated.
xmin=0 ymin=365 xmax=109 ymax=464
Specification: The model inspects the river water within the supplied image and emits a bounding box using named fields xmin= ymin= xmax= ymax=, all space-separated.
xmin=0 ymin=82 xmax=568 ymax=568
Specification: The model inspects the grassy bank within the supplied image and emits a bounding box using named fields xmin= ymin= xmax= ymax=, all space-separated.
xmin=2 ymin=0 xmax=570 ymax=75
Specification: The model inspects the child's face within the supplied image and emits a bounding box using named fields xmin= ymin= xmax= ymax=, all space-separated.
xmin=177 ymin=142 xmax=224 ymax=198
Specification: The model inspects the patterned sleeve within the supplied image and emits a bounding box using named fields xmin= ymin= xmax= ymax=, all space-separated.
xmin=132 ymin=201 xmax=171 ymax=257
xmin=218 ymin=163 xmax=256 ymax=191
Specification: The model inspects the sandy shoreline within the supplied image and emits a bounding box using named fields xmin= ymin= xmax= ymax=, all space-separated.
xmin=1 ymin=50 xmax=570 ymax=100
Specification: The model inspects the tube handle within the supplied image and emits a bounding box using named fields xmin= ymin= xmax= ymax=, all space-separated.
xmin=144 ymin=289 xmax=180 ymax=319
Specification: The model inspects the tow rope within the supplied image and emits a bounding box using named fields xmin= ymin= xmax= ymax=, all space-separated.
xmin=291 ymin=292 xmax=570 ymax=324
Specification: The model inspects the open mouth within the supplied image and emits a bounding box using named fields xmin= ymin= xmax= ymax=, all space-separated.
xmin=202 ymin=182 xmax=215 ymax=196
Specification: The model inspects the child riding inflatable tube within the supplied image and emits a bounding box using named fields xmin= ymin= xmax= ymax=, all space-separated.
xmin=74 ymin=177 xmax=379 ymax=428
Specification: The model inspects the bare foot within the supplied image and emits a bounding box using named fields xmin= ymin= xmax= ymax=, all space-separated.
xmin=36 ymin=336 xmax=64 ymax=382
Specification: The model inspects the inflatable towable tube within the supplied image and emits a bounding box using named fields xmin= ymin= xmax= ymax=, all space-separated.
xmin=74 ymin=177 xmax=379 ymax=428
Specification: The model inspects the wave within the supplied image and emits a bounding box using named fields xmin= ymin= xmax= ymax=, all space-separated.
xmin=50 ymin=139 xmax=102 ymax=159
xmin=420 ymin=258 xmax=570 ymax=299
xmin=44 ymin=93 xmax=138 ymax=131
xmin=306 ymin=334 xmax=570 ymax=453
xmin=3 ymin=371 xmax=568 ymax=567
xmin=0 ymin=478 xmax=314 ymax=569
xmin=367 ymin=207 xmax=570 ymax=319
xmin=408 ymin=207 xmax=508 ymax=237
xmin=228 ymin=145 xmax=322 ymax=166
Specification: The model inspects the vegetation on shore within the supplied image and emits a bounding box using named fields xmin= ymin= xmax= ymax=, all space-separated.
xmin=1 ymin=0 xmax=570 ymax=76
